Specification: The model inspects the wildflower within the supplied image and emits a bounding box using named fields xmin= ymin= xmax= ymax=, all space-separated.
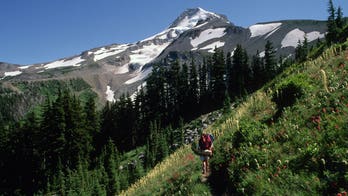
xmin=339 ymin=63 xmax=345 ymax=69
xmin=321 ymin=158 xmax=326 ymax=165
xmin=277 ymin=167 xmax=281 ymax=173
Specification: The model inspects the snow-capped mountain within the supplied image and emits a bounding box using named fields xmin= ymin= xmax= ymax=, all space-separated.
xmin=0 ymin=8 xmax=327 ymax=103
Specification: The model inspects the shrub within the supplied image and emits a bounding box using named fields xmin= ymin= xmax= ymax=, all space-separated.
xmin=272 ymin=74 xmax=311 ymax=111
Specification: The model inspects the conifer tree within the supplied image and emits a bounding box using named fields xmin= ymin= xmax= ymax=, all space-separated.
xmin=189 ymin=58 xmax=199 ymax=117
xmin=104 ymin=139 xmax=120 ymax=195
xmin=251 ymin=50 xmax=265 ymax=89
xmin=326 ymin=0 xmax=338 ymax=44
xmin=226 ymin=52 xmax=233 ymax=97
xmin=178 ymin=63 xmax=189 ymax=118
xmin=40 ymin=89 xmax=66 ymax=176
xmin=97 ymin=101 xmax=112 ymax=153
xmin=295 ymin=37 xmax=309 ymax=63
xmin=264 ymin=41 xmax=277 ymax=80
xmin=146 ymin=64 xmax=167 ymax=122
xmin=84 ymin=96 xmax=99 ymax=140
xmin=232 ymin=44 xmax=245 ymax=97
xmin=134 ymin=86 xmax=147 ymax=145
xmin=335 ymin=6 xmax=344 ymax=29
xmin=198 ymin=58 xmax=209 ymax=112
xmin=165 ymin=60 xmax=180 ymax=122
xmin=210 ymin=47 xmax=226 ymax=107
xmin=223 ymin=91 xmax=231 ymax=114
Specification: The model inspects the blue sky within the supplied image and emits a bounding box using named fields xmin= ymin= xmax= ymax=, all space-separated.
xmin=1 ymin=0 xmax=347 ymax=65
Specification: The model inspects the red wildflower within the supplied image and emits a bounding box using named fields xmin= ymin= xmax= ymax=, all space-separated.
xmin=277 ymin=167 xmax=281 ymax=172
xmin=231 ymin=155 xmax=236 ymax=162
xmin=339 ymin=63 xmax=345 ymax=69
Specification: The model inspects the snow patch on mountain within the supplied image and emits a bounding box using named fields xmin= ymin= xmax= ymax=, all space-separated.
xmin=249 ymin=23 xmax=282 ymax=38
xmin=19 ymin=65 xmax=31 ymax=70
xmin=1 ymin=70 xmax=22 ymax=79
xmin=199 ymin=41 xmax=225 ymax=53
xmin=129 ymin=43 xmax=170 ymax=68
xmin=114 ymin=63 xmax=130 ymax=74
xmin=194 ymin=22 xmax=209 ymax=29
xmin=281 ymin=28 xmax=305 ymax=48
xmin=44 ymin=56 xmax=85 ymax=69
xmin=174 ymin=7 xmax=220 ymax=29
xmin=307 ymin=31 xmax=326 ymax=42
xmin=142 ymin=29 xmax=170 ymax=42
xmin=142 ymin=8 xmax=221 ymax=45
xmin=191 ymin=28 xmax=226 ymax=48
xmin=105 ymin=85 xmax=115 ymax=102
xmin=125 ymin=67 xmax=153 ymax=85
xmin=281 ymin=29 xmax=325 ymax=48
xmin=92 ymin=44 xmax=129 ymax=61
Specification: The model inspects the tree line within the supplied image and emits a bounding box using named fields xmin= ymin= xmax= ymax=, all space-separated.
xmin=99 ymin=40 xmax=289 ymax=152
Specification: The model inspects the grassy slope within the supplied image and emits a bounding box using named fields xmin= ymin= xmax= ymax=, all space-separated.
xmin=121 ymin=40 xmax=348 ymax=195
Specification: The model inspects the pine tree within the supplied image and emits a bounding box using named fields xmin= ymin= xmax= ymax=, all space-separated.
xmin=146 ymin=64 xmax=167 ymax=122
xmin=295 ymin=36 xmax=309 ymax=63
xmin=210 ymin=47 xmax=226 ymax=107
xmin=264 ymin=41 xmax=277 ymax=80
xmin=84 ymin=96 xmax=99 ymax=141
xmin=134 ymin=86 xmax=147 ymax=145
xmin=104 ymin=139 xmax=120 ymax=195
xmin=242 ymin=48 xmax=252 ymax=93
xmin=21 ymin=111 xmax=41 ymax=193
xmin=178 ymin=62 xmax=189 ymax=119
xmin=226 ymin=52 xmax=233 ymax=97
xmin=187 ymin=58 xmax=199 ymax=119
xmin=97 ymin=101 xmax=112 ymax=153
xmin=232 ymin=44 xmax=245 ymax=97
xmin=326 ymin=0 xmax=338 ymax=44
xmin=40 ymin=89 xmax=66 ymax=176
xmin=223 ymin=91 xmax=232 ymax=114
xmin=335 ymin=6 xmax=346 ymax=41
xmin=198 ymin=58 xmax=209 ymax=113
xmin=251 ymin=50 xmax=265 ymax=89
xmin=335 ymin=6 xmax=344 ymax=29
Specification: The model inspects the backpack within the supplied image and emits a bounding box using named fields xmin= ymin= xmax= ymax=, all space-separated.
xmin=208 ymin=133 xmax=214 ymax=143
xmin=199 ymin=134 xmax=212 ymax=150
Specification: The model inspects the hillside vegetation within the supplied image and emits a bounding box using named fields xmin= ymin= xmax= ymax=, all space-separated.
xmin=122 ymin=39 xmax=348 ymax=195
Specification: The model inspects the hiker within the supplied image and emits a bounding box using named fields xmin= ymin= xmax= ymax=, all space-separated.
xmin=199 ymin=133 xmax=213 ymax=174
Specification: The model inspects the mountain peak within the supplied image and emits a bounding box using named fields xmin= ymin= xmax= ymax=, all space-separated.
xmin=169 ymin=7 xmax=224 ymax=29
